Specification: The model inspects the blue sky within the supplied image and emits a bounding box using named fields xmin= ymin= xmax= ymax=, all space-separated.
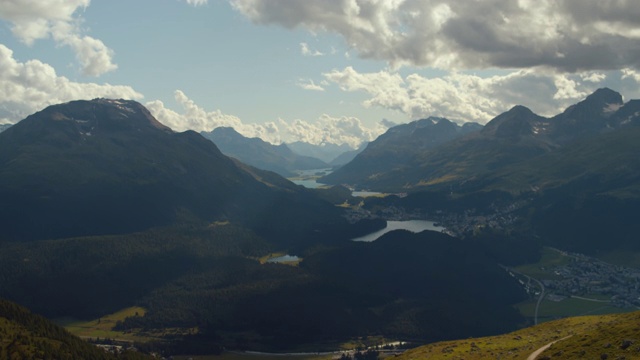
xmin=1 ymin=0 xmax=640 ymax=147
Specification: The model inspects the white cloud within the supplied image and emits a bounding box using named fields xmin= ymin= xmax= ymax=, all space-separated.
xmin=581 ymin=72 xmax=606 ymax=83
xmin=0 ymin=0 xmax=117 ymax=76
xmin=184 ymin=0 xmax=208 ymax=5
xmin=324 ymin=66 xmax=639 ymax=124
xmin=0 ymin=44 xmax=141 ymax=123
xmin=622 ymin=68 xmax=640 ymax=83
xmin=231 ymin=0 xmax=640 ymax=72
xmin=300 ymin=42 xmax=324 ymax=57
xmin=297 ymin=79 xmax=325 ymax=91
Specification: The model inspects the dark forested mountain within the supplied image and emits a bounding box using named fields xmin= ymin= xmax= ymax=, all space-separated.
xmin=0 ymin=99 xmax=347 ymax=246
xmin=323 ymin=88 xmax=640 ymax=193
xmin=287 ymin=141 xmax=357 ymax=163
xmin=201 ymin=127 xmax=328 ymax=177
xmin=0 ymin=124 xmax=11 ymax=133
xmin=321 ymin=117 xmax=482 ymax=187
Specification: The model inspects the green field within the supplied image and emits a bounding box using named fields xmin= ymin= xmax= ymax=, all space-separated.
xmin=516 ymin=297 xmax=630 ymax=323
xmin=513 ymin=247 xmax=571 ymax=280
xmin=57 ymin=306 xmax=162 ymax=342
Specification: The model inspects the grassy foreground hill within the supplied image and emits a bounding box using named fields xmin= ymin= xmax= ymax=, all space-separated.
xmin=396 ymin=311 xmax=640 ymax=360
xmin=0 ymin=298 xmax=149 ymax=359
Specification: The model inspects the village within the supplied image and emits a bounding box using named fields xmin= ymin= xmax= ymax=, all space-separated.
xmin=537 ymin=250 xmax=640 ymax=309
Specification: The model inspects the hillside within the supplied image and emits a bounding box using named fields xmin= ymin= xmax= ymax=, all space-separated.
xmin=201 ymin=127 xmax=328 ymax=177
xmin=0 ymin=298 xmax=148 ymax=359
xmin=396 ymin=311 xmax=640 ymax=360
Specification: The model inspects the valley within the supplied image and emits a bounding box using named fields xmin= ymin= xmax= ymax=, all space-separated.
xmin=1 ymin=89 xmax=640 ymax=358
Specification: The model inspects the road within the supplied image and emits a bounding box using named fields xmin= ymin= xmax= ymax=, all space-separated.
xmin=526 ymin=335 xmax=572 ymax=360
xmin=502 ymin=266 xmax=545 ymax=325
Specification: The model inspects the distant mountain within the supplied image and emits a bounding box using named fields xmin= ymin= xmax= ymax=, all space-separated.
xmin=287 ymin=141 xmax=356 ymax=164
xmin=0 ymin=124 xmax=11 ymax=133
xmin=0 ymin=99 xmax=347 ymax=246
xmin=323 ymin=88 xmax=639 ymax=193
xmin=329 ymin=142 xmax=367 ymax=166
xmin=321 ymin=117 xmax=482 ymax=187
xmin=201 ymin=127 xmax=328 ymax=177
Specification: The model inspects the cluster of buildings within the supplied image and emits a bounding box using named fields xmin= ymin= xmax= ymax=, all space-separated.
xmin=539 ymin=251 xmax=640 ymax=308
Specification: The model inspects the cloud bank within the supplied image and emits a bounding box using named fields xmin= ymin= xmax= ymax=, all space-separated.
xmin=146 ymin=90 xmax=385 ymax=148
xmin=231 ymin=0 xmax=640 ymax=72
xmin=324 ymin=66 xmax=640 ymax=124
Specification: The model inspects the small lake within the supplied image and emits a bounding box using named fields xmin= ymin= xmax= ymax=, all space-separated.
xmin=351 ymin=220 xmax=444 ymax=242
xmin=266 ymin=255 xmax=300 ymax=263
xmin=352 ymin=190 xmax=383 ymax=197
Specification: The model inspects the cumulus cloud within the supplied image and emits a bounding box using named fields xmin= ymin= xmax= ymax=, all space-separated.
xmin=230 ymin=0 xmax=640 ymax=72
xmin=0 ymin=44 xmax=141 ymax=123
xmin=622 ymin=68 xmax=640 ymax=83
xmin=0 ymin=0 xmax=117 ymax=76
xmin=324 ymin=66 xmax=639 ymax=123
xmin=146 ymin=90 xmax=283 ymax=144
xmin=280 ymin=114 xmax=387 ymax=148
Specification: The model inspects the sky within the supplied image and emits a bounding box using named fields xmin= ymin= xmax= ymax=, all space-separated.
xmin=1 ymin=0 xmax=639 ymax=148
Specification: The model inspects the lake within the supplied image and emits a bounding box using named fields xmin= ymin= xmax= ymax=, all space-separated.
xmin=290 ymin=169 xmax=384 ymax=197
xmin=289 ymin=168 xmax=332 ymax=189
xmin=351 ymin=220 xmax=444 ymax=242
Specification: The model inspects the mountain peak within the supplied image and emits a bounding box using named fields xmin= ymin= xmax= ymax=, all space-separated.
xmin=549 ymin=88 xmax=625 ymax=142
xmin=586 ymin=87 xmax=623 ymax=105
xmin=211 ymin=126 xmax=244 ymax=138
xmin=482 ymin=105 xmax=542 ymax=138
xmin=29 ymin=98 xmax=173 ymax=136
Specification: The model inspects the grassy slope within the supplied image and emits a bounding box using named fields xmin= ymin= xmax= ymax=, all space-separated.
xmin=59 ymin=306 xmax=154 ymax=342
xmin=396 ymin=311 xmax=640 ymax=360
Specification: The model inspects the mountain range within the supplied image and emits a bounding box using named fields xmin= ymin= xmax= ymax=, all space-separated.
xmin=0 ymin=124 xmax=10 ymax=133
xmin=201 ymin=127 xmax=328 ymax=177
xmin=323 ymin=88 xmax=640 ymax=195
